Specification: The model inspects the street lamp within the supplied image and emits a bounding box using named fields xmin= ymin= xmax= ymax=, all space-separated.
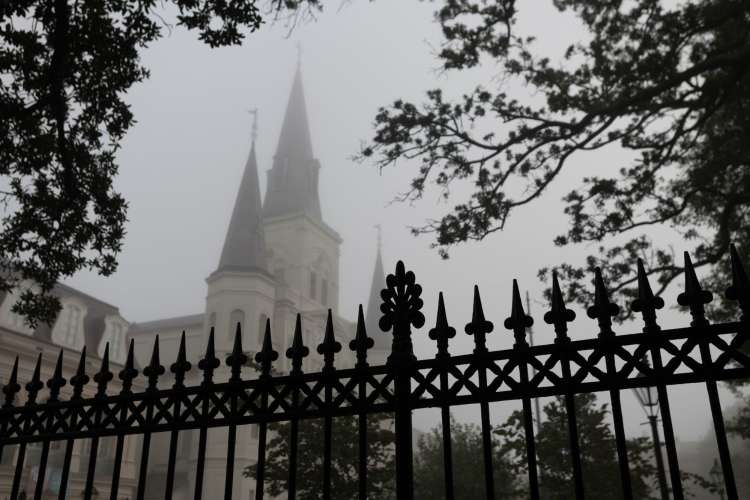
xmin=632 ymin=356 xmax=669 ymax=500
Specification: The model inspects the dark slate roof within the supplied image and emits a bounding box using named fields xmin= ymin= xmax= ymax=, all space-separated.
xmin=263 ymin=67 xmax=323 ymax=221
xmin=33 ymin=283 xmax=121 ymax=353
xmin=129 ymin=313 xmax=204 ymax=334
xmin=216 ymin=144 xmax=268 ymax=274
xmin=365 ymin=246 xmax=390 ymax=350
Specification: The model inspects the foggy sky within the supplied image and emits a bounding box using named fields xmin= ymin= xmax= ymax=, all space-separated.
xmin=65 ymin=0 xmax=743 ymax=447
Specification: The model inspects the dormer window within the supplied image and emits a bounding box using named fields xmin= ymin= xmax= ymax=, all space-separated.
xmin=100 ymin=314 xmax=129 ymax=364
xmin=51 ymin=299 xmax=87 ymax=351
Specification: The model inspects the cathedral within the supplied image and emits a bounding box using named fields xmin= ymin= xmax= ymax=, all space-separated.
xmin=0 ymin=65 xmax=388 ymax=499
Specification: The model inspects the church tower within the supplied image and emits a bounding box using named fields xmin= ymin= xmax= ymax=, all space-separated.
xmin=263 ymin=66 xmax=342 ymax=316
xmin=205 ymin=136 xmax=276 ymax=356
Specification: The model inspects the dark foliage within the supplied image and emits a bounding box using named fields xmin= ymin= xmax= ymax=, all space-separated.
xmin=360 ymin=0 xmax=750 ymax=320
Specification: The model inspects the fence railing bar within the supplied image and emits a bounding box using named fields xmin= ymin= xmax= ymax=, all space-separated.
xmin=439 ymin=397 xmax=455 ymax=500
xmin=194 ymin=426 xmax=208 ymax=500
xmin=10 ymin=442 xmax=27 ymax=500
xmin=32 ymin=439 xmax=51 ymax=500
xmin=109 ymin=434 xmax=126 ymax=500
xmin=57 ymin=438 xmax=75 ymax=500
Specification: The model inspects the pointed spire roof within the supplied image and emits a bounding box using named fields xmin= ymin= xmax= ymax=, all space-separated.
xmin=216 ymin=141 xmax=268 ymax=274
xmin=365 ymin=236 xmax=388 ymax=350
xmin=263 ymin=66 xmax=322 ymax=221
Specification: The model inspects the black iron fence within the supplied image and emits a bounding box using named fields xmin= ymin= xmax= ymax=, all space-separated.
xmin=1 ymin=249 xmax=750 ymax=500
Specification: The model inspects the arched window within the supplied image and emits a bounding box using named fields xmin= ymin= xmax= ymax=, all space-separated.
xmin=229 ymin=309 xmax=245 ymax=340
xmin=258 ymin=313 xmax=268 ymax=348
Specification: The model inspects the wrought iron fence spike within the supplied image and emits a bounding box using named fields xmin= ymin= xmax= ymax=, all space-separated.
xmin=198 ymin=327 xmax=220 ymax=384
xmin=70 ymin=346 xmax=90 ymax=399
xmin=255 ymin=318 xmax=278 ymax=375
xmin=143 ymin=336 xmax=165 ymax=390
xmin=677 ymin=252 xmax=712 ymax=327
xmin=119 ymin=339 xmax=138 ymax=394
xmin=47 ymin=349 xmax=67 ymax=401
xmin=94 ymin=343 xmax=114 ymax=398
xmin=318 ymin=309 xmax=342 ymax=370
xmin=465 ymin=285 xmax=493 ymax=353
xmin=25 ymin=353 xmax=44 ymax=405
xmin=544 ymin=271 xmax=576 ymax=340
xmin=504 ymin=279 xmax=533 ymax=346
xmin=287 ymin=314 xmax=310 ymax=375
xmin=587 ymin=267 xmax=619 ymax=336
xmin=171 ymin=331 xmax=192 ymax=387
xmin=631 ymin=259 xmax=664 ymax=333
xmin=2 ymin=356 xmax=20 ymax=407
xmin=227 ymin=322 xmax=248 ymax=382
xmin=349 ymin=305 xmax=373 ymax=368
xmin=429 ymin=292 xmax=455 ymax=357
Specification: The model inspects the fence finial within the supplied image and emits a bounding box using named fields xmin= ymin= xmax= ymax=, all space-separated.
xmin=171 ymin=332 xmax=192 ymax=387
xmin=380 ymin=260 xmax=424 ymax=362
xmin=119 ymin=339 xmax=138 ymax=394
xmin=318 ymin=309 xmax=341 ymax=371
xmin=94 ymin=344 xmax=113 ymax=398
xmin=631 ymin=259 xmax=664 ymax=333
xmin=466 ymin=286 xmax=493 ymax=353
xmin=430 ymin=292 xmax=455 ymax=358
xmin=48 ymin=349 xmax=67 ymax=401
xmin=70 ymin=346 xmax=90 ymax=399
xmin=143 ymin=336 xmax=165 ymax=391
xmin=350 ymin=305 xmax=373 ymax=368
xmin=256 ymin=318 xmax=278 ymax=376
xmin=288 ymin=314 xmax=309 ymax=375
xmin=25 ymin=353 xmax=44 ymax=405
xmin=726 ymin=244 xmax=750 ymax=319
xmin=587 ymin=268 xmax=619 ymax=336
xmin=227 ymin=323 xmax=248 ymax=382
xmin=677 ymin=252 xmax=712 ymax=327
xmin=544 ymin=271 xmax=576 ymax=341
xmin=504 ymin=280 xmax=533 ymax=346
xmin=2 ymin=356 xmax=20 ymax=408
xmin=199 ymin=328 xmax=220 ymax=384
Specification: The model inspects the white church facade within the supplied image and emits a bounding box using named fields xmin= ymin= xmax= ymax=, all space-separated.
xmin=0 ymin=66 xmax=389 ymax=499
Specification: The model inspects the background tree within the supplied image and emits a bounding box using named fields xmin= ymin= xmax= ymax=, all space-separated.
xmin=244 ymin=413 xmax=395 ymax=499
xmin=0 ymin=0 xmax=319 ymax=325
xmin=495 ymin=393 xmax=657 ymax=499
xmin=361 ymin=0 xmax=750 ymax=319
xmin=414 ymin=415 xmax=521 ymax=499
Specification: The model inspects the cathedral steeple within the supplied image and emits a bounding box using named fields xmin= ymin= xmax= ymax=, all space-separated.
xmin=263 ymin=66 xmax=322 ymax=221
xmin=365 ymin=227 xmax=389 ymax=350
xmin=216 ymin=137 xmax=268 ymax=274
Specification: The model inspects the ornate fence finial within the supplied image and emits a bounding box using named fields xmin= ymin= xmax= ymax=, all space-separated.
xmin=544 ymin=271 xmax=576 ymax=341
xmin=587 ymin=267 xmax=619 ymax=337
xmin=171 ymin=332 xmax=192 ymax=388
xmin=631 ymin=259 xmax=664 ymax=333
xmin=255 ymin=318 xmax=278 ymax=376
xmin=119 ymin=339 xmax=138 ymax=394
xmin=143 ymin=336 xmax=165 ymax=391
xmin=465 ymin=285 xmax=494 ymax=353
xmin=94 ymin=344 xmax=113 ymax=399
xmin=430 ymin=292 xmax=456 ymax=358
xmin=25 ymin=353 xmax=44 ymax=405
xmin=227 ymin=323 xmax=248 ymax=382
xmin=287 ymin=314 xmax=309 ymax=375
xmin=350 ymin=305 xmax=373 ymax=368
xmin=199 ymin=327 xmax=220 ymax=384
xmin=677 ymin=252 xmax=712 ymax=327
xmin=504 ymin=280 xmax=533 ymax=346
xmin=2 ymin=356 xmax=20 ymax=408
xmin=47 ymin=350 xmax=67 ymax=402
xmin=726 ymin=244 xmax=750 ymax=319
xmin=318 ymin=309 xmax=342 ymax=371
xmin=70 ymin=347 xmax=90 ymax=399
xmin=380 ymin=261 xmax=424 ymax=361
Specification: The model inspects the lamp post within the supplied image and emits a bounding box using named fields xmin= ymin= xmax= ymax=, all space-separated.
xmin=632 ymin=357 xmax=669 ymax=500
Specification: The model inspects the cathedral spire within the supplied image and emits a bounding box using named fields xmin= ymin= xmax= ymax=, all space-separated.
xmin=263 ymin=65 xmax=322 ymax=221
xmin=365 ymin=227 xmax=389 ymax=350
xmin=216 ymin=136 xmax=267 ymax=274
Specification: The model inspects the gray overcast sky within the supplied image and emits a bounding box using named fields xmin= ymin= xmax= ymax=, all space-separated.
xmin=66 ymin=0 xmax=742 ymax=443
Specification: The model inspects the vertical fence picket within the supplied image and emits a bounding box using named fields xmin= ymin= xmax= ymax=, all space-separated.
xmin=194 ymin=328 xmax=219 ymax=500
xmin=225 ymin=323 xmax=247 ymax=500
xmin=255 ymin=319 xmax=278 ymax=500
xmin=137 ymin=336 xmax=165 ymax=500
xmin=287 ymin=314 xmax=308 ymax=500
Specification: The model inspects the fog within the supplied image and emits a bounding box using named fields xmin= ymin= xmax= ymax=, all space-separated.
xmin=65 ymin=0 xmax=744 ymax=453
